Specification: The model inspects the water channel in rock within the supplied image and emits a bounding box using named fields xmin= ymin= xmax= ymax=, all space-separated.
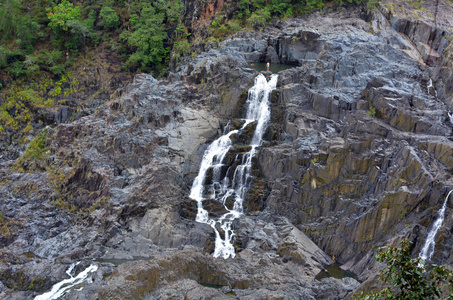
xmin=190 ymin=73 xmax=278 ymax=258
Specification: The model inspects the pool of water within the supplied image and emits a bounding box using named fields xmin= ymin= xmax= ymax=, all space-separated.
xmin=315 ymin=263 xmax=358 ymax=281
xmin=200 ymin=283 xmax=223 ymax=289
xmin=248 ymin=62 xmax=298 ymax=73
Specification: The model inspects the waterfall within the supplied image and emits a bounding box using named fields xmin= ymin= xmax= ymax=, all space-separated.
xmin=190 ymin=73 xmax=278 ymax=259
xmin=419 ymin=189 xmax=453 ymax=262
xmin=427 ymin=78 xmax=437 ymax=97
xmin=35 ymin=263 xmax=98 ymax=300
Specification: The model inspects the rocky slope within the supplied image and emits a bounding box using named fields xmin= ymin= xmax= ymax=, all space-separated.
xmin=1 ymin=1 xmax=453 ymax=299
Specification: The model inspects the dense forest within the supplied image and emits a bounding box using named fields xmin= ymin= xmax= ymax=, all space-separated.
xmin=0 ymin=0 xmax=376 ymax=76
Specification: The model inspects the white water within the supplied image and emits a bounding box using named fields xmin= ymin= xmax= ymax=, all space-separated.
xmin=427 ymin=78 xmax=437 ymax=97
xmin=35 ymin=263 xmax=98 ymax=300
xmin=419 ymin=189 xmax=453 ymax=262
xmin=190 ymin=74 xmax=278 ymax=259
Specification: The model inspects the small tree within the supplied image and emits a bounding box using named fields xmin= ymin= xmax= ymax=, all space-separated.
xmin=120 ymin=4 xmax=168 ymax=72
xmin=246 ymin=8 xmax=270 ymax=29
xmin=47 ymin=0 xmax=83 ymax=34
xmin=355 ymin=239 xmax=453 ymax=300
xmin=47 ymin=0 xmax=92 ymax=51
xmin=98 ymin=5 xmax=120 ymax=29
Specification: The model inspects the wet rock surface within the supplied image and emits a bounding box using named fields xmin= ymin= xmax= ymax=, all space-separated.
xmin=1 ymin=2 xmax=453 ymax=299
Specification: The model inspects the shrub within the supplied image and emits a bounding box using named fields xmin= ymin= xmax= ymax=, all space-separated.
xmin=121 ymin=5 xmax=168 ymax=71
xmin=171 ymin=39 xmax=191 ymax=61
xmin=18 ymin=89 xmax=43 ymax=108
xmin=99 ymin=6 xmax=120 ymax=29
xmin=228 ymin=20 xmax=242 ymax=33
xmin=368 ymin=105 xmax=377 ymax=117
xmin=47 ymin=0 xmax=83 ymax=34
xmin=354 ymin=239 xmax=453 ymax=299
xmin=15 ymin=128 xmax=49 ymax=171
xmin=0 ymin=110 xmax=16 ymax=127
xmin=0 ymin=211 xmax=11 ymax=237
xmin=212 ymin=24 xmax=230 ymax=38
xmin=246 ymin=8 xmax=271 ymax=29
xmin=407 ymin=0 xmax=425 ymax=10
xmin=9 ymin=61 xmax=25 ymax=78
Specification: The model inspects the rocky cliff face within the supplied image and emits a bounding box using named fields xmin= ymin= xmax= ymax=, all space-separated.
xmin=1 ymin=1 xmax=453 ymax=299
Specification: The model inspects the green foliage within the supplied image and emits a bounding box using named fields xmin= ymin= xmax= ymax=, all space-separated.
xmin=121 ymin=4 xmax=168 ymax=71
xmin=246 ymin=8 xmax=271 ymax=29
xmin=99 ymin=6 xmax=120 ymax=29
xmin=84 ymin=9 xmax=97 ymax=29
xmin=65 ymin=19 xmax=93 ymax=50
xmin=171 ymin=39 xmax=191 ymax=61
xmin=37 ymin=49 xmax=65 ymax=75
xmin=15 ymin=128 xmax=49 ymax=171
xmin=18 ymin=89 xmax=43 ymax=108
xmin=367 ymin=0 xmax=381 ymax=9
xmin=49 ymin=75 xmax=67 ymax=98
xmin=368 ymin=105 xmax=377 ymax=117
xmin=354 ymin=239 xmax=453 ymax=300
xmin=54 ymin=198 xmax=78 ymax=213
xmin=44 ymin=99 xmax=55 ymax=108
xmin=237 ymin=0 xmax=266 ymax=19
xmin=204 ymin=37 xmax=220 ymax=50
xmin=9 ymin=61 xmax=25 ymax=78
xmin=228 ymin=20 xmax=242 ymax=33
xmin=0 ymin=0 xmax=41 ymax=45
xmin=304 ymin=0 xmax=325 ymax=11
xmin=0 ymin=211 xmax=12 ymax=237
xmin=165 ymin=0 xmax=184 ymax=24
xmin=46 ymin=0 xmax=93 ymax=51
xmin=0 ymin=0 xmax=382 ymax=82
xmin=0 ymin=109 xmax=16 ymax=128
xmin=407 ymin=0 xmax=424 ymax=10
xmin=212 ymin=24 xmax=230 ymax=38
xmin=212 ymin=16 xmax=223 ymax=28
xmin=236 ymin=0 xmax=379 ymax=23
xmin=267 ymin=0 xmax=292 ymax=15
xmin=0 ymin=47 xmax=6 ymax=68
xmin=28 ymin=276 xmax=46 ymax=291
xmin=47 ymin=0 xmax=83 ymax=33
xmin=173 ymin=24 xmax=191 ymax=41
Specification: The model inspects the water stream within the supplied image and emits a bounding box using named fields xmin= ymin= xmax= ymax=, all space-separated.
xmin=419 ymin=189 xmax=453 ymax=262
xmin=35 ymin=262 xmax=98 ymax=300
xmin=427 ymin=78 xmax=438 ymax=98
xmin=190 ymin=73 xmax=278 ymax=258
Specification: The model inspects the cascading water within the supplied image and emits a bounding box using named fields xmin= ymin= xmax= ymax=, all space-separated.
xmin=427 ymin=78 xmax=438 ymax=98
xmin=190 ymin=73 xmax=278 ymax=259
xmin=35 ymin=262 xmax=98 ymax=300
xmin=419 ymin=189 xmax=453 ymax=262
